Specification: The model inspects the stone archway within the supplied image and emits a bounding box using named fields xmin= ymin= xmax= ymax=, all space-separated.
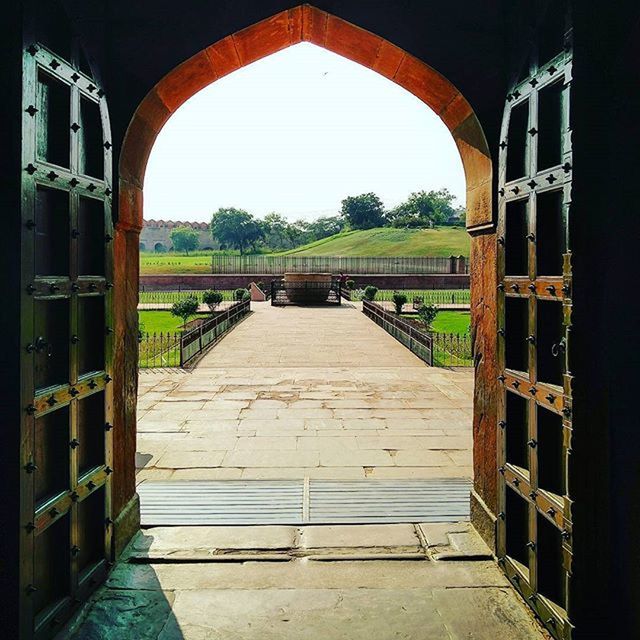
xmin=113 ymin=4 xmax=496 ymax=553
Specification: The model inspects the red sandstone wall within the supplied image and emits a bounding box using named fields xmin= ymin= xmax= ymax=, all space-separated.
xmin=139 ymin=273 xmax=470 ymax=291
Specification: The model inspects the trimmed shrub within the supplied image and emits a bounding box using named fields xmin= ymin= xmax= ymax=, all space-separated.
xmin=234 ymin=287 xmax=248 ymax=301
xmin=171 ymin=296 xmax=199 ymax=326
xmin=346 ymin=279 xmax=356 ymax=290
xmin=363 ymin=285 xmax=378 ymax=301
xmin=392 ymin=291 xmax=408 ymax=314
xmin=202 ymin=290 xmax=223 ymax=311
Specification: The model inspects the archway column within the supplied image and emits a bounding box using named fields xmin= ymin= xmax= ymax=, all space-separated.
xmin=111 ymin=179 xmax=143 ymax=555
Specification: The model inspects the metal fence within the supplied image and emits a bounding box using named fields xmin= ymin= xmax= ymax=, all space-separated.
xmin=138 ymin=332 xmax=181 ymax=368
xmin=432 ymin=332 xmax=473 ymax=367
xmin=138 ymin=300 xmax=250 ymax=368
xmin=180 ymin=299 xmax=251 ymax=366
xmin=211 ymin=255 xmax=468 ymax=275
xmin=362 ymin=300 xmax=433 ymax=365
xmin=139 ymin=289 xmax=235 ymax=305
xmin=362 ymin=300 xmax=473 ymax=367
xmin=350 ymin=288 xmax=470 ymax=306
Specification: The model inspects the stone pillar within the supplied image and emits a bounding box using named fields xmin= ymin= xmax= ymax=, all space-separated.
xmin=111 ymin=179 xmax=142 ymax=556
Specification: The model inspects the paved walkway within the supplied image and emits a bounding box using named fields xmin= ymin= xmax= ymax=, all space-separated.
xmin=61 ymin=303 xmax=546 ymax=639
xmin=136 ymin=302 xmax=473 ymax=482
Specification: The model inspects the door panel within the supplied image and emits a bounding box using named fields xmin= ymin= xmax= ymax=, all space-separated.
xmin=21 ymin=41 xmax=113 ymax=639
xmin=496 ymin=5 xmax=573 ymax=639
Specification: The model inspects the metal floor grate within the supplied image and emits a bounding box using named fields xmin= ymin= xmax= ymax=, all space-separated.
xmin=139 ymin=479 xmax=471 ymax=526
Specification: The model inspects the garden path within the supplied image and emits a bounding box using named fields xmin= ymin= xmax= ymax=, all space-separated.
xmin=136 ymin=301 xmax=473 ymax=481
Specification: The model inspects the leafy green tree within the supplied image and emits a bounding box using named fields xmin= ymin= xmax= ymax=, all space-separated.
xmin=202 ymin=290 xmax=223 ymax=311
xmin=170 ymin=226 xmax=200 ymax=254
xmin=211 ymin=208 xmax=264 ymax=254
xmin=286 ymin=219 xmax=312 ymax=247
xmin=392 ymin=292 xmax=408 ymax=314
xmin=452 ymin=206 xmax=466 ymax=226
xmin=340 ymin=193 xmax=385 ymax=230
xmin=171 ymin=296 xmax=199 ymax=327
xmin=306 ymin=215 xmax=346 ymax=241
xmin=416 ymin=304 xmax=438 ymax=331
xmin=389 ymin=189 xmax=459 ymax=228
xmin=261 ymin=213 xmax=293 ymax=250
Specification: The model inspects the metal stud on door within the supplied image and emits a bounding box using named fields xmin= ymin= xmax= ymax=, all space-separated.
xmin=21 ymin=42 xmax=113 ymax=639
xmin=496 ymin=4 xmax=573 ymax=639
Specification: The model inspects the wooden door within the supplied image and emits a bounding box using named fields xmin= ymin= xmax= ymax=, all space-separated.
xmin=496 ymin=4 xmax=573 ymax=639
xmin=20 ymin=40 xmax=113 ymax=639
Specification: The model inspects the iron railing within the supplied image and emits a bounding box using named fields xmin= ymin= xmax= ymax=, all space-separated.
xmin=361 ymin=300 xmax=473 ymax=367
xmin=139 ymin=289 xmax=235 ymax=305
xmin=351 ymin=288 xmax=470 ymax=306
xmin=138 ymin=332 xmax=181 ymax=368
xmin=362 ymin=300 xmax=433 ymax=365
xmin=432 ymin=332 xmax=473 ymax=367
xmin=180 ymin=299 xmax=250 ymax=365
xmin=271 ymin=280 xmax=342 ymax=306
xmin=212 ymin=255 xmax=468 ymax=275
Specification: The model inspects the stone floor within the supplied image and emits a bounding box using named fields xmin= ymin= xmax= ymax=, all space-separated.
xmin=136 ymin=302 xmax=473 ymax=482
xmin=57 ymin=303 xmax=547 ymax=639
xmin=61 ymin=523 xmax=548 ymax=639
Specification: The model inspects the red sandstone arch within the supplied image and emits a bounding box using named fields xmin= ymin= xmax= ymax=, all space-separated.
xmin=119 ymin=5 xmax=491 ymax=230
xmin=113 ymin=4 xmax=497 ymax=549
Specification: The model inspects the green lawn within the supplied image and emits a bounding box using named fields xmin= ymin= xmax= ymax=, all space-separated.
xmin=138 ymin=310 xmax=208 ymax=334
xmin=278 ymin=227 xmax=470 ymax=257
xmin=431 ymin=311 xmax=471 ymax=334
xmin=140 ymin=253 xmax=214 ymax=274
xmin=399 ymin=311 xmax=470 ymax=334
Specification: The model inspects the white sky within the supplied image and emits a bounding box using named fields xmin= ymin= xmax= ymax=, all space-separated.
xmin=144 ymin=43 xmax=465 ymax=223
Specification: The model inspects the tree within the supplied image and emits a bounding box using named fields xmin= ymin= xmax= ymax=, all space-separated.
xmin=211 ymin=207 xmax=264 ymax=254
xmin=171 ymin=296 xmax=199 ymax=327
xmin=261 ymin=213 xmax=293 ymax=250
xmin=416 ymin=303 xmax=438 ymax=331
xmin=306 ymin=215 xmax=346 ymax=241
xmin=170 ymin=226 xmax=200 ymax=254
xmin=340 ymin=193 xmax=385 ymax=230
xmin=286 ymin=219 xmax=312 ymax=247
xmin=389 ymin=189 xmax=458 ymax=228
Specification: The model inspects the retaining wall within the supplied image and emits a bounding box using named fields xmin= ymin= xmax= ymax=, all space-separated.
xmin=139 ymin=273 xmax=470 ymax=291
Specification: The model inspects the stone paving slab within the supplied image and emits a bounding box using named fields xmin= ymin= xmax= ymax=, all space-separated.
xmin=62 ymin=560 xmax=546 ymax=640
xmin=61 ymin=522 xmax=546 ymax=639
xmin=137 ymin=302 xmax=473 ymax=483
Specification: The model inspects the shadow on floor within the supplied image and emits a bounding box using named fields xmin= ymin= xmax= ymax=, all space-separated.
xmin=59 ymin=533 xmax=184 ymax=640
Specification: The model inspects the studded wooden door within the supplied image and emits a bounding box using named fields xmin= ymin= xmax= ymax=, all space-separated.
xmin=496 ymin=5 xmax=573 ymax=640
xmin=20 ymin=42 xmax=113 ymax=639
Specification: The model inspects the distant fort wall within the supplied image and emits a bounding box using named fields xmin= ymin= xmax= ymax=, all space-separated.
xmin=140 ymin=219 xmax=217 ymax=252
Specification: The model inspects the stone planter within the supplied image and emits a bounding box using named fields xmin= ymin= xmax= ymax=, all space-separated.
xmin=283 ymin=272 xmax=332 ymax=304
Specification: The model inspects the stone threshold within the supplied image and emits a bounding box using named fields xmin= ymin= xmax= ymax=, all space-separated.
xmin=123 ymin=522 xmax=493 ymax=565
